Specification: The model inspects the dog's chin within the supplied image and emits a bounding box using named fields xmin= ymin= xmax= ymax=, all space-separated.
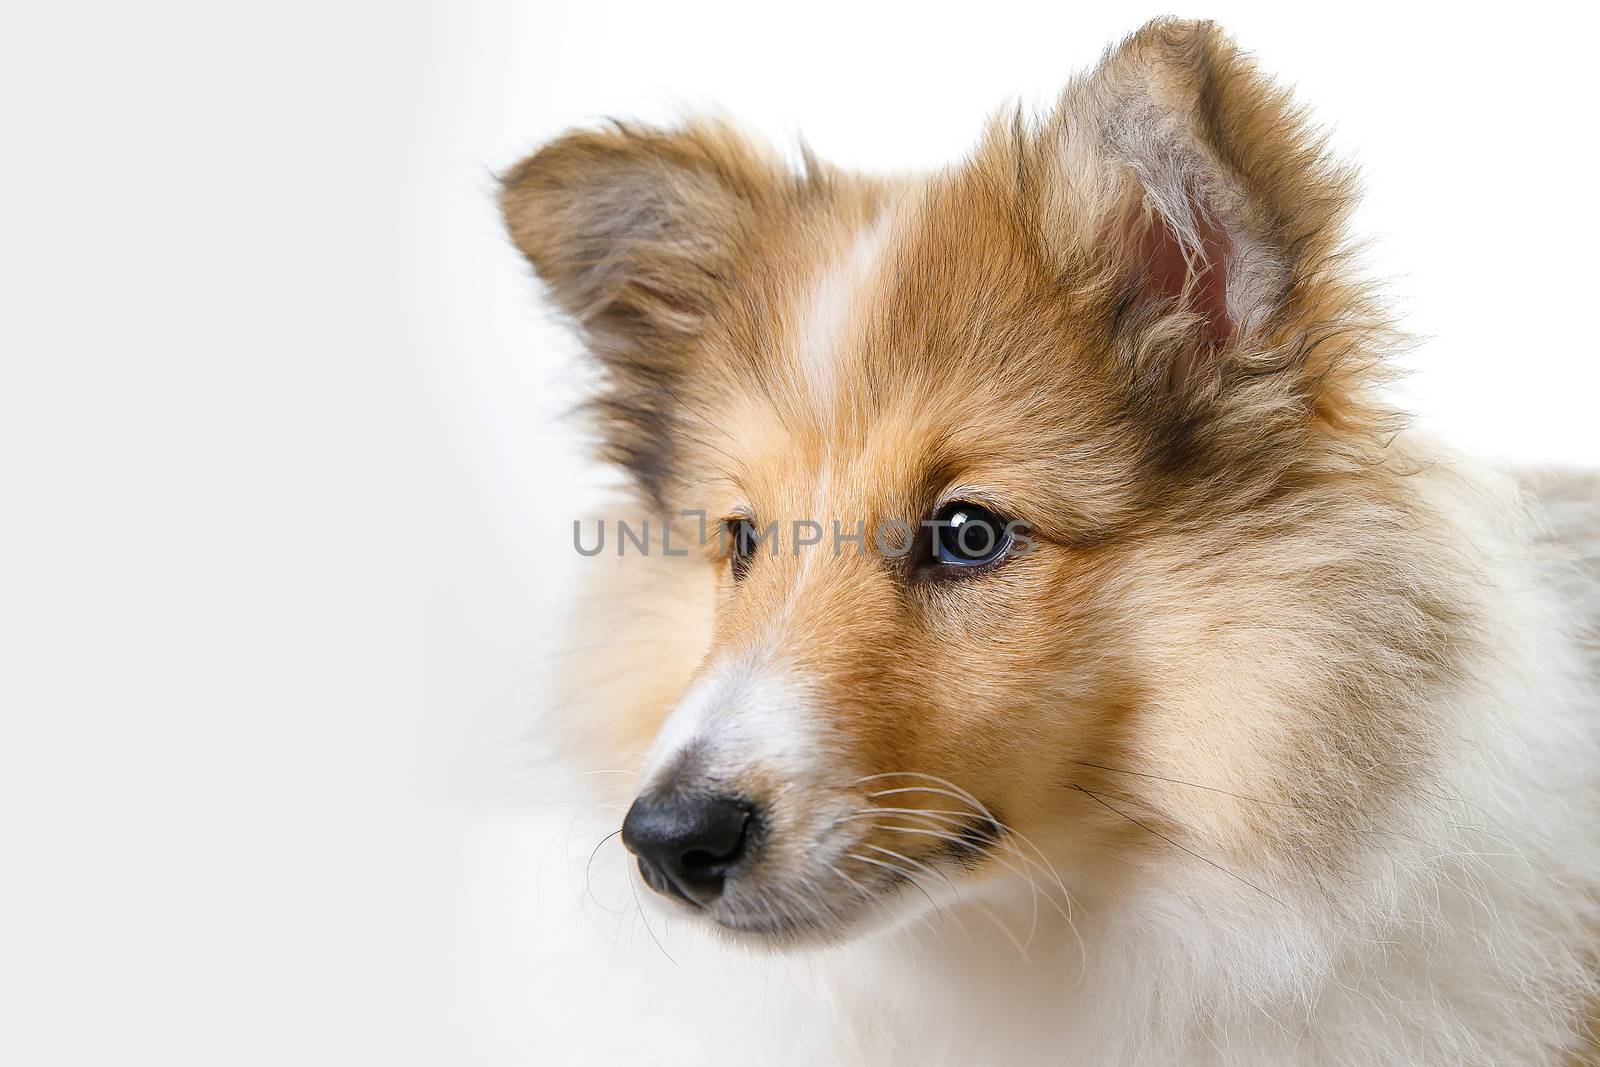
xmin=634 ymin=869 xmax=933 ymax=951
xmin=704 ymin=910 xmax=855 ymax=949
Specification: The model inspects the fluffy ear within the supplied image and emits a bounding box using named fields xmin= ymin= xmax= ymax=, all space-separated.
xmin=1022 ymin=19 xmax=1374 ymax=432
xmin=500 ymin=121 xmax=785 ymax=505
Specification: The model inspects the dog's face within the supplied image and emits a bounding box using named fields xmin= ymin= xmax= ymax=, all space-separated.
xmin=612 ymin=189 xmax=1153 ymax=937
xmin=505 ymin=21 xmax=1445 ymax=943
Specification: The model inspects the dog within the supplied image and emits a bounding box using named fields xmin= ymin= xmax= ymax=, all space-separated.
xmin=501 ymin=19 xmax=1599 ymax=1064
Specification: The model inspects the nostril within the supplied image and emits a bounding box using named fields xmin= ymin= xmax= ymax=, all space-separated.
xmin=681 ymin=828 xmax=747 ymax=872
xmin=682 ymin=848 xmax=725 ymax=869
xmin=621 ymin=790 xmax=756 ymax=907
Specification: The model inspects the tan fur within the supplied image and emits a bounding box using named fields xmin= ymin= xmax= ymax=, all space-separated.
xmin=504 ymin=19 xmax=1600 ymax=1065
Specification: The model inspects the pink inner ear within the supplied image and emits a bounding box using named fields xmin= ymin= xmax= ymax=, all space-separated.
xmin=1138 ymin=203 xmax=1236 ymax=384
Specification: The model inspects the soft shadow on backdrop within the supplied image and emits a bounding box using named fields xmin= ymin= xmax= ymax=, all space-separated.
xmin=4 ymin=2 xmax=1596 ymax=1063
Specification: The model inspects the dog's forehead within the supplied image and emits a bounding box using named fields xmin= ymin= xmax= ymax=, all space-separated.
xmin=729 ymin=200 xmax=1031 ymax=395
xmin=691 ymin=184 xmax=1133 ymax=533
xmin=786 ymin=190 xmax=1090 ymax=409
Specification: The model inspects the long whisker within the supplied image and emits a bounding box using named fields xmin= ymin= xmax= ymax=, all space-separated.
xmin=867 ymin=843 xmax=1031 ymax=962
xmin=582 ymin=828 xmax=630 ymax=915
xmin=628 ymin=873 xmax=678 ymax=966
xmin=853 ymin=772 xmax=1089 ymax=966
xmin=860 ymin=817 xmax=1069 ymax=931
xmin=1064 ymin=759 xmax=1309 ymax=808
xmin=869 ymin=814 xmax=1045 ymax=946
xmin=847 ymin=851 xmax=948 ymax=919
xmin=860 ymin=779 xmax=1077 ymax=914
xmin=831 ymin=806 xmax=981 ymax=825
xmin=1072 ymin=784 xmax=1290 ymax=908
xmin=826 ymin=861 xmax=945 ymax=944
xmin=856 ymin=845 xmax=977 ymax=951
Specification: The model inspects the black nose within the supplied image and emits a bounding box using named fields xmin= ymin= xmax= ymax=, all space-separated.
xmin=621 ymin=790 xmax=754 ymax=907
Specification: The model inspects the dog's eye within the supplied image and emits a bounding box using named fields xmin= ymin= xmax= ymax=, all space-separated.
xmin=928 ymin=501 xmax=1013 ymax=569
xmin=728 ymin=518 xmax=759 ymax=581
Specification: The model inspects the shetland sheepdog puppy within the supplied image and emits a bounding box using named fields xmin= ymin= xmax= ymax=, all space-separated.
xmin=502 ymin=19 xmax=1599 ymax=1065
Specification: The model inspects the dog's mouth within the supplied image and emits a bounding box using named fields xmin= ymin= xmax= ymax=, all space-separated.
xmin=625 ymin=791 xmax=1014 ymax=945
xmin=658 ymin=850 xmax=970 ymax=945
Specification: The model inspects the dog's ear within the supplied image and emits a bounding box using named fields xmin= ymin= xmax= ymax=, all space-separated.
xmin=501 ymin=121 xmax=784 ymax=505
xmin=1007 ymin=19 xmax=1377 ymax=447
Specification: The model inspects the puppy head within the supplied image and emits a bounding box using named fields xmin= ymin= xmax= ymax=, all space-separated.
xmin=504 ymin=20 xmax=1444 ymax=943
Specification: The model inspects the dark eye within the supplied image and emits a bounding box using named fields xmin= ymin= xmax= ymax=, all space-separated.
xmin=728 ymin=518 xmax=760 ymax=581
xmin=928 ymin=501 xmax=1013 ymax=569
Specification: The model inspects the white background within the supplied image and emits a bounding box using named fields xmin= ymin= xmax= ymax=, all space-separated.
xmin=3 ymin=1 xmax=1596 ymax=1063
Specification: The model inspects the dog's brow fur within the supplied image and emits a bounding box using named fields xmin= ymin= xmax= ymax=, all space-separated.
xmin=503 ymin=18 xmax=1600 ymax=1065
